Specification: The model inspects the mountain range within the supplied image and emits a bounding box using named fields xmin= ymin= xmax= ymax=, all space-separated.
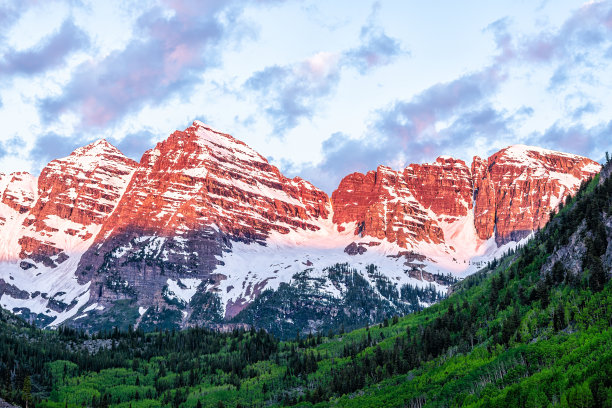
xmin=0 ymin=121 xmax=601 ymax=334
xmin=0 ymin=157 xmax=609 ymax=407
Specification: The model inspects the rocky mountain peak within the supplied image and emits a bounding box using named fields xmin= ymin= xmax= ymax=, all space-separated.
xmin=73 ymin=138 xmax=121 ymax=155
xmin=334 ymin=146 xmax=601 ymax=249
xmin=0 ymin=121 xmax=603 ymax=331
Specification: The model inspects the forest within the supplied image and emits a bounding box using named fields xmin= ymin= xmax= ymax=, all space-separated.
xmin=0 ymin=166 xmax=611 ymax=407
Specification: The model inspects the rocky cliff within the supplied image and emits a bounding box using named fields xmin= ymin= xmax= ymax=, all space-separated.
xmin=0 ymin=122 xmax=602 ymax=331
xmin=74 ymin=121 xmax=332 ymax=326
xmin=332 ymin=145 xmax=601 ymax=249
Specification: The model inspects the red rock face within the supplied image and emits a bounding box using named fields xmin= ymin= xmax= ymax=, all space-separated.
xmin=75 ymin=122 xmax=333 ymax=310
xmin=475 ymin=145 xmax=601 ymax=245
xmin=0 ymin=172 xmax=37 ymax=214
xmin=404 ymin=157 xmax=473 ymax=220
xmin=93 ymin=121 xmax=331 ymax=245
xmin=471 ymin=156 xmax=496 ymax=240
xmin=332 ymin=145 xmax=601 ymax=248
xmin=17 ymin=140 xmax=138 ymax=266
xmin=0 ymin=121 xmax=602 ymax=329
xmin=332 ymin=165 xmax=444 ymax=247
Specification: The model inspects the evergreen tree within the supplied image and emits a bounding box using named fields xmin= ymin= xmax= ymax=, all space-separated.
xmin=552 ymin=261 xmax=566 ymax=284
xmin=22 ymin=376 xmax=32 ymax=408
xmin=588 ymin=255 xmax=607 ymax=292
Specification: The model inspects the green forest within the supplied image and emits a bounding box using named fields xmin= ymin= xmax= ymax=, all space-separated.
xmin=0 ymin=169 xmax=611 ymax=407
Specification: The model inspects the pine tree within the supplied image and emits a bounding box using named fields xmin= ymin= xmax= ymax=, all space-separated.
xmin=22 ymin=376 xmax=32 ymax=408
xmin=553 ymin=303 xmax=565 ymax=332
xmin=588 ymin=255 xmax=607 ymax=292
xmin=552 ymin=261 xmax=566 ymax=285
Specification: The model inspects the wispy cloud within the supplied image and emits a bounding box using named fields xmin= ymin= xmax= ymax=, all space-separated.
xmin=245 ymin=5 xmax=404 ymax=136
xmin=0 ymin=20 xmax=88 ymax=75
xmin=29 ymin=132 xmax=84 ymax=169
xmin=373 ymin=67 xmax=504 ymax=152
xmin=571 ymin=101 xmax=598 ymax=120
xmin=245 ymin=52 xmax=342 ymax=134
xmin=38 ymin=0 xmax=259 ymax=129
xmin=344 ymin=2 xmax=404 ymax=74
xmin=526 ymin=120 xmax=612 ymax=160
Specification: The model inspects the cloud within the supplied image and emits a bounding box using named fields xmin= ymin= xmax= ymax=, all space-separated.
xmin=497 ymin=2 xmax=612 ymax=92
xmin=38 ymin=0 xmax=258 ymax=129
xmin=520 ymin=2 xmax=612 ymax=64
xmin=344 ymin=6 xmax=404 ymax=73
xmin=289 ymin=67 xmax=517 ymax=193
xmin=571 ymin=101 xmax=597 ymax=120
xmin=29 ymin=132 xmax=83 ymax=169
xmin=0 ymin=2 xmax=29 ymax=39
xmin=284 ymin=131 xmax=395 ymax=193
xmin=374 ymin=66 xmax=503 ymax=150
xmin=0 ymin=20 xmax=89 ymax=76
xmin=0 ymin=136 xmax=24 ymax=160
xmin=486 ymin=18 xmax=515 ymax=64
xmin=548 ymin=65 xmax=569 ymax=90
xmin=112 ymin=130 xmax=156 ymax=161
xmin=486 ymin=3 xmax=612 ymax=94
xmin=245 ymin=6 xmax=404 ymax=136
xmin=526 ymin=121 xmax=612 ymax=160
xmin=437 ymin=106 xmax=531 ymax=149
xmin=245 ymin=52 xmax=342 ymax=134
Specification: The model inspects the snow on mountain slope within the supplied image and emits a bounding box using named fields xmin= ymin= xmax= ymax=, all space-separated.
xmin=0 ymin=172 xmax=37 ymax=261
xmin=0 ymin=140 xmax=138 ymax=325
xmin=18 ymin=139 xmax=138 ymax=267
xmin=72 ymin=121 xmax=332 ymax=324
xmin=217 ymin=216 xmax=450 ymax=319
xmin=0 ymin=122 xmax=602 ymax=331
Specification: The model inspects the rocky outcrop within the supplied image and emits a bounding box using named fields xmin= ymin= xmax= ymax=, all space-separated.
xmin=88 ymin=121 xmax=330 ymax=246
xmin=0 ymin=120 xmax=601 ymax=331
xmin=17 ymin=140 xmax=138 ymax=265
xmin=344 ymin=242 xmax=367 ymax=255
xmin=471 ymin=156 xmax=496 ymax=240
xmin=332 ymin=165 xmax=444 ymax=247
xmin=75 ymin=122 xmax=333 ymax=322
xmin=0 ymin=172 xmax=37 ymax=214
xmin=0 ymin=279 xmax=30 ymax=300
xmin=404 ymin=156 xmax=473 ymax=220
xmin=478 ymin=146 xmax=600 ymax=245
xmin=333 ymin=145 xmax=600 ymax=248
xmin=0 ymin=398 xmax=19 ymax=408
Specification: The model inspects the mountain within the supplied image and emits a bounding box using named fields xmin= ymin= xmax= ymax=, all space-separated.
xmin=332 ymin=145 xmax=601 ymax=249
xmin=0 ymin=121 xmax=601 ymax=334
xmin=0 ymin=160 xmax=609 ymax=408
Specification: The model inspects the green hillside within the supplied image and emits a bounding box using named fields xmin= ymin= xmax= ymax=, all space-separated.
xmin=0 ymin=164 xmax=611 ymax=407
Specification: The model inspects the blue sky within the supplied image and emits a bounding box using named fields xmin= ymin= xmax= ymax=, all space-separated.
xmin=0 ymin=0 xmax=611 ymax=192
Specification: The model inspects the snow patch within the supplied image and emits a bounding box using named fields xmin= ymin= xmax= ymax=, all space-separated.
xmin=165 ymin=278 xmax=201 ymax=304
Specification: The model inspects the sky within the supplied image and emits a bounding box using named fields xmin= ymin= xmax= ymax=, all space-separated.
xmin=0 ymin=0 xmax=611 ymax=192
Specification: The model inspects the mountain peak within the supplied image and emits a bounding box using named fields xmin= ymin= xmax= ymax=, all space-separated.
xmin=497 ymin=144 xmax=583 ymax=160
xmin=191 ymin=120 xmax=220 ymax=133
xmin=492 ymin=144 xmax=601 ymax=173
xmin=68 ymin=138 xmax=132 ymax=163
